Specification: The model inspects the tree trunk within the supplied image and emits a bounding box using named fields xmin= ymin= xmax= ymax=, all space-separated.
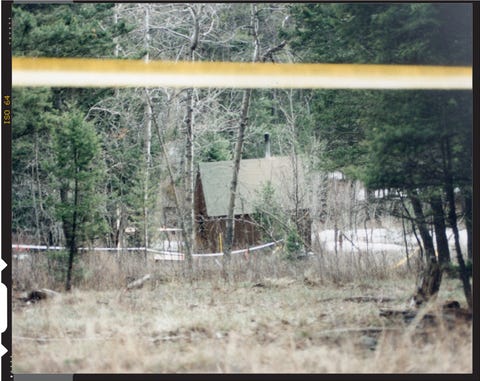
xmin=445 ymin=183 xmax=471 ymax=311
xmin=143 ymin=6 xmax=152 ymax=261
xmin=429 ymin=194 xmax=450 ymax=266
xmin=112 ymin=4 xmax=124 ymax=255
xmin=184 ymin=87 xmax=195 ymax=271
xmin=31 ymin=162 xmax=40 ymax=244
xmin=401 ymin=214 xmax=411 ymax=270
xmin=143 ymin=93 xmax=152 ymax=260
xmin=33 ymin=131 xmax=46 ymax=244
xmin=223 ymin=4 xmax=260 ymax=282
xmin=443 ymin=137 xmax=472 ymax=311
xmin=399 ymin=193 xmax=423 ymax=260
xmin=113 ymin=4 xmax=120 ymax=59
xmin=462 ymin=187 xmax=472 ymax=261
xmin=409 ymin=191 xmax=442 ymax=306
xmin=279 ymin=89 xmax=305 ymax=249
xmin=182 ymin=5 xmax=200 ymax=272
xmin=66 ymin=169 xmax=79 ymax=292
xmin=146 ymin=93 xmax=193 ymax=277
xmin=223 ymin=89 xmax=252 ymax=281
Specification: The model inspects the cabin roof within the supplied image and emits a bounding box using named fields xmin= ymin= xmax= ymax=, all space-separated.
xmin=197 ymin=156 xmax=307 ymax=217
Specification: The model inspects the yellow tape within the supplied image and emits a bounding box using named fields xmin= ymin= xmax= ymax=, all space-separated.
xmin=12 ymin=57 xmax=471 ymax=89
xmin=391 ymin=249 xmax=439 ymax=269
xmin=392 ymin=255 xmax=413 ymax=269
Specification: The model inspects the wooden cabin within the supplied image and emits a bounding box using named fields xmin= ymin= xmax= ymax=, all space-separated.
xmin=194 ymin=155 xmax=311 ymax=253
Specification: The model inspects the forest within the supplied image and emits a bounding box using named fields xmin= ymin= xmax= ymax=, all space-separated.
xmin=10 ymin=3 xmax=473 ymax=373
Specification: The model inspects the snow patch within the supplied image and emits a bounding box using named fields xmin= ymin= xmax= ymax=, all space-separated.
xmin=316 ymin=228 xmax=468 ymax=256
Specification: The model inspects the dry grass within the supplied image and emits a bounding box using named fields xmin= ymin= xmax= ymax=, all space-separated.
xmin=12 ymin=249 xmax=472 ymax=373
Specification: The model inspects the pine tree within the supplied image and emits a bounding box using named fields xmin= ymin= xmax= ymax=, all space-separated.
xmin=287 ymin=3 xmax=472 ymax=307
xmin=53 ymin=108 xmax=107 ymax=291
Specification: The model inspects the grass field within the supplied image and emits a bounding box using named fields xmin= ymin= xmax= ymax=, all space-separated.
xmin=12 ymin=250 xmax=472 ymax=373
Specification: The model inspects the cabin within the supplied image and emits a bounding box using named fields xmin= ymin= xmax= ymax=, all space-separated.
xmin=194 ymin=141 xmax=311 ymax=253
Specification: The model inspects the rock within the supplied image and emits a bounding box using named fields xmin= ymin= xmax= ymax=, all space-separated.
xmin=441 ymin=301 xmax=472 ymax=325
xmin=303 ymin=277 xmax=319 ymax=287
xmin=442 ymin=300 xmax=461 ymax=310
xmin=359 ymin=335 xmax=377 ymax=350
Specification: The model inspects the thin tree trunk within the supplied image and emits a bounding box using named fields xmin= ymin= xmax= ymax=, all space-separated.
xmin=182 ymin=5 xmax=201 ymax=272
xmin=31 ymin=164 xmax=40 ymax=244
xmin=410 ymin=193 xmax=436 ymax=261
xmin=279 ymin=89 xmax=306 ymax=248
xmin=439 ymin=101 xmax=472 ymax=310
xmin=112 ymin=4 xmax=125 ymax=255
xmin=142 ymin=5 xmax=152 ymax=261
xmin=146 ymin=93 xmax=193 ymax=277
xmin=66 ymin=159 xmax=79 ymax=292
xmin=400 ymin=193 xmax=423 ymax=260
xmin=409 ymin=191 xmax=442 ymax=306
xmin=115 ymin=206 xmax=121 ymax=248
xmin=429 ymin=194 xmax=450 ymax=266
xmin=223 ymin=4 xmax=260 ymax=282
xmin=223 ymin=89 xmax=252 ymax=281
xmin=113 ymin=4 xmax=120 ymax=59
xmin=143 ymin=90 xmax=152 ymax=260
xmin=401 ymin=213 xmax=411 ymax=270
xmin=34 ymin=132 xmax=46 ymax=243
xmin=446 ymin=186 xmax=471 ymax=311
xmin=462 ymin=187 xmax=472 ymax=261
xmin=443 ymin=139 xmax=472 ymax=311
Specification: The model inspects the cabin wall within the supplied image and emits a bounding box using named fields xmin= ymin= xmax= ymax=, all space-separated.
xmin=195 ymin=173 xmax=260 ymax=252
xmin=196 ymin=216 xmax=260 ymax=253
xmin=195 ymin=172 xmax=311 ymax=253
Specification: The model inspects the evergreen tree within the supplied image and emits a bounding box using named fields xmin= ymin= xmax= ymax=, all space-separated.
xmin=287 ymin=3 xmax=472 ymax=306
xmin=53 ymin=108 xmax=107 ymax=291
xmin=12 ymin=87 xmax=57 ymax=243
xmin=12 ymin=3 xmax=127 ymax=251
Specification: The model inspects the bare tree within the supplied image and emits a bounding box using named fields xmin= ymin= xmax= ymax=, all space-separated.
xmin=223 ymin=4 xmax=261 ymax=281
xmin=145 ymin=93 xmax=194 ymax=276
xmin=143 ymin=4 xmax=152 ymax=260
xmin=183 ymin=4 xmax=202 ymax=269
xmin=409 ymin=191 xmax=442 ymax=306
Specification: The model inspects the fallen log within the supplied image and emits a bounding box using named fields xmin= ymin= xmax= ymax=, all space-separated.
xmin=126 ymin=274 xmax=151 ymax=290
xmin=19 ymin=288 xmax=60 ymax=303
xmin=379 ymin=300 xmax=472 ymax=327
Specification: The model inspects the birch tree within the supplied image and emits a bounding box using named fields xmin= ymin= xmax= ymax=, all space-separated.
xmin=222 ymin=4 xmax=293 ymax=280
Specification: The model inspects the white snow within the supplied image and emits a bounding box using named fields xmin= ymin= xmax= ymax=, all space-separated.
xmin=316 ymin=228 xmax=468 ymax=257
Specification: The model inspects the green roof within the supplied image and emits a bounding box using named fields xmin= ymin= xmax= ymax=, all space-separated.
xmin=198 ymin=156 xmax=307 ymax=217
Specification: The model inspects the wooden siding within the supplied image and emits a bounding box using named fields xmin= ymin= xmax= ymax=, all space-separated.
xmin=195 ymin=172 xmax=261 ymax=252
xmin=195 ymin=172 xmax=311 ymax=252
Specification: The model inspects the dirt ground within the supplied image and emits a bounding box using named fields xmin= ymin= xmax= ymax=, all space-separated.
xmin=12 ymin=272 xmax=472 ymax=373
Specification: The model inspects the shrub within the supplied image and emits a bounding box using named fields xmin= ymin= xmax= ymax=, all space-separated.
xmin=45 ymin=250 xmax=85 ymax=286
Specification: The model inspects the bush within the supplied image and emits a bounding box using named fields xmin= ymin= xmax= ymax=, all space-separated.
xmin=444 ymin=260 xmax=472 ymax=279
xmin=285 ymin=229 xmax=303 ymax=260
xmin=46 ymin=250 xmax=85 ymax=286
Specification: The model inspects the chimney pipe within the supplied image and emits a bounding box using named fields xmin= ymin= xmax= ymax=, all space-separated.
xmin=264 ymin=132 xmax=271 ymax=158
